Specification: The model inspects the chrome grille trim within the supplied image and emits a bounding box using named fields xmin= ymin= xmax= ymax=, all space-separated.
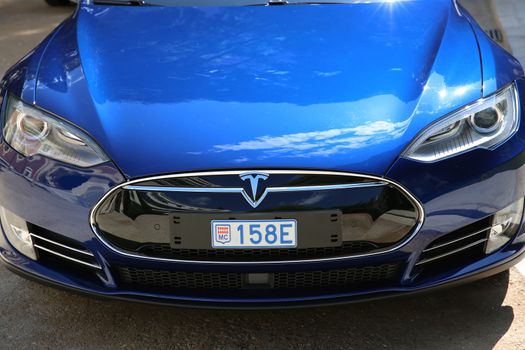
xmin=124 ymin=182 xmax=388 ymax=210
xmin=415 ymin=238 xmax=488 ymax=266
xmin=421 ymin=227 xmax=492 ymax=253
xmin=123 ymin=182 xmax=388 ymax=193
xmin=30 ymin=233 xmax=95 ymax=257
xmin=34 ymin=244 xmax=102 ymax=270
xmin=89 ymin=170 xmax=425 ymax=265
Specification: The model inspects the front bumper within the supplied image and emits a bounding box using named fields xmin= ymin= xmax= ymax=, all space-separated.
xmin=2 ymin=247 xmax=524 ymax=309
xmin=1 ymin=131 xmax=525 ymax=307
xmin=2 ymin=83 xmax=525 ymax=308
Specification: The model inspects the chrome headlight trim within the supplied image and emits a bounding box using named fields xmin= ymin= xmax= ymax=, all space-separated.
xmin=2 ymin=95 xmax=109 ymax=167
xmin=403 ymin=83 xmax=520 ymax=162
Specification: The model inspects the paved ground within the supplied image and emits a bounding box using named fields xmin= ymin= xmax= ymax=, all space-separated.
xmin=495 ymin=0 xmax=525 ymax=306
xmin=495 ymin=0 xmax=525 ymax=65
xmin=0 ymin=1 xmax=525 ymax=349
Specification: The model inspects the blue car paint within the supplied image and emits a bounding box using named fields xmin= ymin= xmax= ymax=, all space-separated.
xmin=0 ymin=0 xmax=525 ymax=306
xmin=29 ymin=0 xmax=483 ymax=178
xmin=462 ymin=10 xmax=525 ymax=96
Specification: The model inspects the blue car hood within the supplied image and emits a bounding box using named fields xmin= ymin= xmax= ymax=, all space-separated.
xmin=33 ymin=1 xmax=482 ymax=178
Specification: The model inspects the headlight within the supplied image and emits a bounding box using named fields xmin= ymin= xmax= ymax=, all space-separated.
xmin=2 ymin=95 xmax=108 ymax=167
xmin=403 ymin=83 xmax=520 ymax=162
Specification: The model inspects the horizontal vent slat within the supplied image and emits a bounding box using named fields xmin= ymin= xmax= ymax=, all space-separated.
xmin=30 ymin=233 xmax=94 ymax=257
xmin=34 ymin=244 xmax=101 ymax=270
xmin=28 ymin=227 xmax=101 ymax=270
xmin=422 ymin=227 xmax=491 ymax=253
xmin=416 ymin=238 xmax=488 ymax=266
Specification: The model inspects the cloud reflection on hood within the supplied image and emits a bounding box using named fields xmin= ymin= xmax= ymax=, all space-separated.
xmin=213 ymin=119 xmax=410 ymax=159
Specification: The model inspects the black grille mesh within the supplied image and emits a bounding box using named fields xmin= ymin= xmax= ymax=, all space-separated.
xmin=273 ymin=264 xmax=400 ymax=288
xmin=119 ymin=268 xmax=244 ymax=290
xmin=136 ymin=241 xmax=379 ymax=262
xmin=118 ymin=263 xmax=402 ymax=290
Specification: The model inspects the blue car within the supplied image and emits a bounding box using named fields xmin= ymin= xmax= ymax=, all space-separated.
xmin=1 ymin=0 xmax=524 ymax=308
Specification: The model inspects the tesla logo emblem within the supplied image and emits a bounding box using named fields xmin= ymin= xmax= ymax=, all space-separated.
xmin=239 ymin=172 xmax=270 ymax=208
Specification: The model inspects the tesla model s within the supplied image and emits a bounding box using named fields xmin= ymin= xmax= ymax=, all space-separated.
xmin=1 ymin=0 xmax=524 ymax=308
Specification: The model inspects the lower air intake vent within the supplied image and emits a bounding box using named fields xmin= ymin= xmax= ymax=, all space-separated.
xmin=29 ymin=224 xmax=101 ymax=270
xmin=118 ymin=263 xmax=402 ymax=291
xmin=413 ymin=218 xmax=491 ymax=280
xmin=273 ymin=264 xmax=401 ymax=289
xmin=136 ymin=241 xmax=379 ymax=262
xmin=119 ymin=268 xmax=244 ymax=290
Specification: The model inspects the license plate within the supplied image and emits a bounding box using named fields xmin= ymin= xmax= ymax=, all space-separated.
xmin=211 ymin=220 xmax=297 ymax=249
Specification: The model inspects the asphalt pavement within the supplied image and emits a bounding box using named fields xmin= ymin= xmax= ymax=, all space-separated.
xmin=0 ymin=1 xmax=525 ymax=349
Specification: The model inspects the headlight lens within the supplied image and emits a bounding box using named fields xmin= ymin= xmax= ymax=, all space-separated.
xmin=2 ymin=96 xmax=108 ymax=167
xmin=403 ymin=83 xmax=520 ymax=162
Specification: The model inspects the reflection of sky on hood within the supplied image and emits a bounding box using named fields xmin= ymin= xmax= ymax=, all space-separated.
xmin=95 ymin=91 xmax=425 ymax=165
xmin=25 ymin=0 xmax=486 ymax=177
xmin=205 ymin=76 xmax=479 ymax=160
xmin=213 ymin=119 xmax=409 ymax=159
xmin=207 ymin=93 xmax=413 ymax=159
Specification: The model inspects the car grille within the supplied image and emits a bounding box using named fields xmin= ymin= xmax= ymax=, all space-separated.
xmin=135 ymin=241 xmax=379 ymax=262
xmin=93 ymin=171 xmax=423 ymax=263
xmin=119 ymin=268 xmax=244 ymax=290
xmin=117 ymin=263 xmax=402 ymax=291
xmin=413 ymin=217 xmax=492 ymax=280
xmin=272 ymin=264 xmax=401 ymax=288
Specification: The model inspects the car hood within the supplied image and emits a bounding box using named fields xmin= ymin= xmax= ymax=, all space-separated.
xmin=34 ymin=1 xmax=482 ymax=178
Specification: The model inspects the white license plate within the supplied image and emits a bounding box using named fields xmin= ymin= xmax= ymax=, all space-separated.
xmin=211 ymin=220 xmax=297 ymax=249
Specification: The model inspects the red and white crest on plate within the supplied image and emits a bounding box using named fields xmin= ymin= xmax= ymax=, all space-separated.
xmin=215 ymin=225 xmax=231 ymax=244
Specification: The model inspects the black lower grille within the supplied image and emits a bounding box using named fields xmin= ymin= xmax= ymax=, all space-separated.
xmin=273 ymin=264 xmax=400 ymax=289
xmin=118 ymin=263 xmax=402 ymax=291
xmin=135 ymin=241 xmax=379 ymax=262
xmin=119 ymin=268 xmax=244 ymax=290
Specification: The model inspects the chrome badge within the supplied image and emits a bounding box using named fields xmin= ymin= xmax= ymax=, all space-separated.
xmin=239 ymin=172 xmax=269 ymax=208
